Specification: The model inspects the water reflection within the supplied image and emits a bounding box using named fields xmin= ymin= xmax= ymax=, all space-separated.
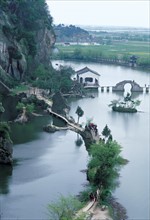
xmin=113 ymin=91 xmax=142 ymax=99
xmin=0 ymin=165 xmax=12 ymax=194
xmin=53 ymin=117 xmax=66 ymax=127
xmin=10 ymin=115 xmax=52 ymax=144
xmin=124 ymin=83 xmax=132 ymax=96
xmin=75 ymin=134 xmax=83 ymax=147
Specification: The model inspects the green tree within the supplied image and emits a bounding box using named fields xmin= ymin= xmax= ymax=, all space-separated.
xmin=31 ymin=65 xmax=74 ymax=94
xmin=59 ymin=66 xmax=74 ymax=93
xmin=26 ymin=103 xmax=35 ymax=113
xmin=74 ymin=48 xmax=83 ymax=59
xmin=88 ymin=140 xmax=128 ymax=201
xmin=32 ymin=64 xmax=49 ymax=81
xmin=16 ymin=102 xmax=25 ymax=112
xmin=132 ymin=99 xmax=141 ymax=108
xmin=47 ymin=195 xmax=83 ymax=220
xmin=75 ymin=106 xmax=84 ymax=124
xmin=16 ymin=102 xmax=34 ymax=114
xmin=102 ymin=124 xmax=111 ymax=139
xmin=108 ymin=99 xmax=120 ymax=107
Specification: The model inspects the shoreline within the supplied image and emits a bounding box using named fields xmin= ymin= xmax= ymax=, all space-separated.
xmin=52 ymin=57 xmax=150 ymax=72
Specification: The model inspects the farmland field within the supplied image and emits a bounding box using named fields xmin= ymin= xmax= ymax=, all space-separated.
xmin=53 ymin=27 xmax=150 ymax=69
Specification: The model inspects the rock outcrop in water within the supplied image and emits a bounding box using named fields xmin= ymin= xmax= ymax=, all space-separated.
xmin=0 ymin=122 xmax=13 ymax=165
xmin=52 ymin=92 xmax=70 ymax=117
xmin=0 ymin=139 xmax=13 ymax=165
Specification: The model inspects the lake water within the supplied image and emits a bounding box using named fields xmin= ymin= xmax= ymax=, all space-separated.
xmin=0 ymin=61 xmax=149 ymax=219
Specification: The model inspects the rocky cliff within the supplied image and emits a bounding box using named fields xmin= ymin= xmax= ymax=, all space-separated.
xmin=0 ymin=0 xmax=55 ymax=83
xmin=0 ymin=122 xmax=13 ymax=165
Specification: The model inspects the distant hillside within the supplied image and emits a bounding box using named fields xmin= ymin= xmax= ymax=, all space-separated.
xmin=54 ymin=24 xmax=92 ymax=43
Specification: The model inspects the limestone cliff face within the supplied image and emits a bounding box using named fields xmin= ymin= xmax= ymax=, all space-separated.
xmin=35 ymin=28 xmax=55 ymax=66
xmin=0 ymin=4 xmax=55 ymax=82
xmin=0 ymin=139 xmax=13 ymax=165
xmin=0 ymin=121 xmax=13 ymax=165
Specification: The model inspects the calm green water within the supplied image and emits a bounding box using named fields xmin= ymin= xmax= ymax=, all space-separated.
xmin=0 ymin=61 xmax=149 ymax=219
xmin=0 ymin=116 xmax=88 ymax=219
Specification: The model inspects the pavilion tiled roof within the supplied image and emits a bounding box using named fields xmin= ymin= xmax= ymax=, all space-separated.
xmin=76 ymin=66 xmax=100 ymax=76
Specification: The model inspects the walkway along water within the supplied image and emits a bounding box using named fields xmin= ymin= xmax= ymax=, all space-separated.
xmin=37 ymin=94 xmax=114 ymax=219
xmin=35 ymin=93 xmax=100 ymax=146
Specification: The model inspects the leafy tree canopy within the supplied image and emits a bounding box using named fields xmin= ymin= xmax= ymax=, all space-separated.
xmin=47 ymin=195 xmax=83 ymax=220
xmin=76 ymin=106 xmax=84 ymax=123
xmin=88 ymin=139 xmax=128 ymax=200
xmin=31 ymin=64 xmax=74 ymax=93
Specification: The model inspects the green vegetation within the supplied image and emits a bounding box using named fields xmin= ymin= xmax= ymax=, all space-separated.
xmin=54 ymin=24 xmax=90 ymax=43
xmin=87 ymin=136 xmax=128 ymax=201
xmin=30 ymin=64 xmax=74 ymax=94
xmin=47 ymin=195 xmax=84 ymax=220
xmin=0 ymin=122 xmax=12 ymax=143
xmin=1 ymin=0 xmax=53 ymax=57
xmin=75 ymin=106 xmax=84 ymax=123
xmin=0 ymin=69 xmax=16 ymax=88
xmin=52 ymin=40 xmax=150 ymax=68
xmin=88 ymin=28 xmax=149 ymax=43
xmin=102 ymin=124 xmax=113 ymax=142
xmin=47 ymin=124 xmax=127 ymax=219
xmin=0 ymin=0 xmax=55 ymax=84
xmin=109 ymin=93 xmax=141 ymax=113
xmin=12 ymin=84 xmax=29 ymax=94
xmin=16 ymin=102 xmax=35 ymax=114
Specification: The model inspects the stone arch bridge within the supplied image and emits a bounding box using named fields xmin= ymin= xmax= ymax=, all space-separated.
xmin=112 ymin=80 xmax=143 ymax=92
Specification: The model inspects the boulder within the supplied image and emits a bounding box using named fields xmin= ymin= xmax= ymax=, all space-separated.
xmin=0 ymin=140 xmax=13 ymax=165
xmin=52 ymin=92 xmax=70 ymax=116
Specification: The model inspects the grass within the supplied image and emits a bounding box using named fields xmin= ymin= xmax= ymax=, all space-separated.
xmin=54 ymin=40 xmax=149 ymax=64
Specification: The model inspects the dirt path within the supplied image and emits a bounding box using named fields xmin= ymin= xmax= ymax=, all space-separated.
xmin=75 ymin=199 xmax=112 ymax=220
xmin=90 ymin=203 xmax=112 ymax=220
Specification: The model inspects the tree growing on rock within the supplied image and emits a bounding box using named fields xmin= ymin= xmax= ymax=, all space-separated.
xmin=16 ymin=102 xmax=35 ymax=123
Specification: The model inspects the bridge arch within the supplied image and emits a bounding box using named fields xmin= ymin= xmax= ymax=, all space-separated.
xmin=112 ymin=80 xmax=143 ymax=92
